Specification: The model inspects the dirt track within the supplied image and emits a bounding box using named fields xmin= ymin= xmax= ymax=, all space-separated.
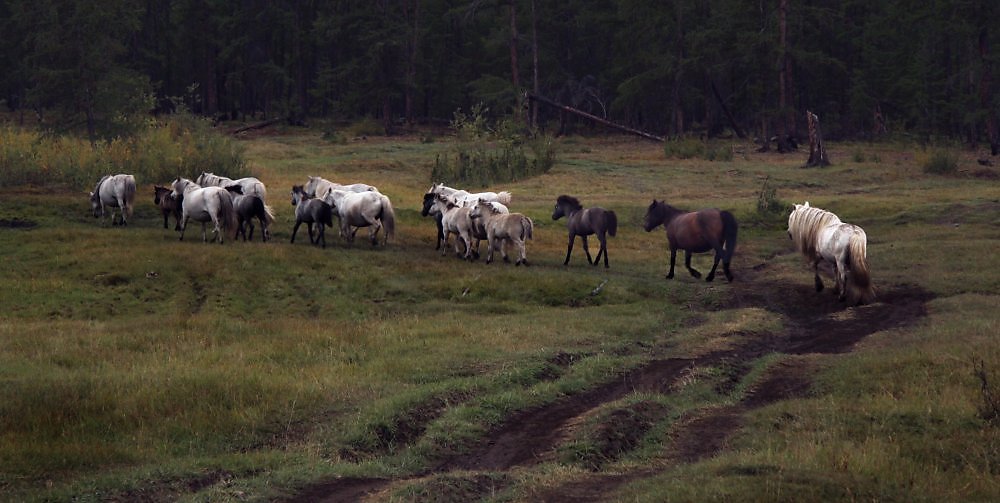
xmin=291 ymin=266 xmax=931 ymax=502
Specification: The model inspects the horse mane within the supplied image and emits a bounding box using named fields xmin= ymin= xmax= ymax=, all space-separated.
xmin=557 ymin=195 xmax=583 ymax=211
xmin=92 ymin=175 xmax=111 ymax=194
xmin=788 ymin=203 xmax=842 ymax=259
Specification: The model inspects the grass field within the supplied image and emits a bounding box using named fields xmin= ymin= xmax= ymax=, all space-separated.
xmin=1 ymin=129 xmax=998 ymax=501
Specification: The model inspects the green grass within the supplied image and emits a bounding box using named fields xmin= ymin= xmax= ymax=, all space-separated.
xmin=0 ymin=131 xmax=997 ymax=501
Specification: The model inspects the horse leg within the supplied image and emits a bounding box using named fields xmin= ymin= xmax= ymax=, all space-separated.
xmin=685 ymin=251 xmax=702 ymax=279
xmin=201 ymin=221 xmax=209 ymax=243
xmin=435 ymin=215 xmax=444 ymax=250
xmin=835 ymin=256 xmax=848 ymax=301
xmin=162 ymin=211 xmax=169 ymax=229
xmin=581 ymin=235 xmax=594 ymax=265
xmin=485 ymin=232 xmax=496 ymax=264
xmin=563 ymin=233 xmax=576 ymax=265
xmin=598 ymin=233 xmax=610 ymax=269
xmin=290 ymin=221 xmax=301 ymax=243
xmin=179 ymin=216 xmax=189 ymax=241
xmin=308 ymin=223 xmax=316 ymax=244
xmin=666 ymin=248 xmax=677 ymax=279
xmin=516 ymin=238 xmax=528 ymax=266
xmin=318 ymin=223 xmax=326 ymax=248
xmin=813 ymin=260 xmax=825 ymax=292
xmin=706 ymin=253 xmax=721 ymax=282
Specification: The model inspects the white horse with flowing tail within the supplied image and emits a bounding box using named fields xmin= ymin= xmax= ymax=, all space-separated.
xmin=304 ymin=176 xmax=378 ymax=198
xmin=170 ymin=177 xmax=238 ymax=244
xmin=469 ymin=198 xmax=533 ymax=266
xmin=90 ymin=174 xmax=136 ymax=226
xmin=323 ymin=189 xmax=396 ymax=246
xmin=787 ymin=202 xmax=875 ymax=305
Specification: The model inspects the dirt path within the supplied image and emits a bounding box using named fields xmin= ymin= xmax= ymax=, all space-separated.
xmin=291 ymin=271 xmax=931 ymax=502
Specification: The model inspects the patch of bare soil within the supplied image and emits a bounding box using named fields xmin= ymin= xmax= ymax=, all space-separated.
xmin=291 ymin=268 xmax=931 ymax=502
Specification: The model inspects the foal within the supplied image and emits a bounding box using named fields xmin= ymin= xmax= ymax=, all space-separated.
xmin=153 ymin=185 xmax=182 ymax=231
xmin=552 ymin=195 xmax=617 ymax=268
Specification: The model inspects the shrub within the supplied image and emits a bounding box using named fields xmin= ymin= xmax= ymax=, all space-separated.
xmin=0 ymin=114 xmax=248 ymax=189
xmin=663 ymin=138 xmax=705 ymax=159
xmin=431 ymin=104 xmax=557 ymax=187
xmin=922 ymin=150 xmax=959 ymax=175
xmin=347 ymin=117 xmax=384 ymax=137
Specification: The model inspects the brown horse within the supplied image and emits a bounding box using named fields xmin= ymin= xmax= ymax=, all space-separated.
xmin=153 ymin=185 xmax=182 ymax=231
xmin=643 ymin=200 xmax=738 ymax=282
xmin=552 ymin=195 xmax=618 ymax=268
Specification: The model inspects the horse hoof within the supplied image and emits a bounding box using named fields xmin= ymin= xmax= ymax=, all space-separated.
xmin=690 ymin=271 xmax=702 ymax=279
xmin=705 ymin=275 xmax=715 ymax=282
xmin=665 ymin=273 xmax=674 ymax=280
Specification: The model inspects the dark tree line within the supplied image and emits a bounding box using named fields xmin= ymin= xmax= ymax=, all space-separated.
xmin=1 ymin=0 xmax=998 ymax=151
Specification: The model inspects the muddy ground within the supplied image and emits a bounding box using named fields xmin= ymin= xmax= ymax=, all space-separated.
xmin=291 ymin=262 xmax=931 ymax=502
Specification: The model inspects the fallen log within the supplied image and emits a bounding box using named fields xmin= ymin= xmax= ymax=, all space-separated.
xmin=526 ymin=92 xmax=664 ymax=142
xmin=229 ymin=117 xmax=284 ymax=135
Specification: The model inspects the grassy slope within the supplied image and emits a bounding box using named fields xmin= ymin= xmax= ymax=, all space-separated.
xmin=0 ymin=131 xmax=997 ymax=501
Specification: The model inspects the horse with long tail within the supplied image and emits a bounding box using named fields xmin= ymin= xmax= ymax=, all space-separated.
xmin=643 ymin=199 xmax=738 ymax=282
xmin=552 ymin=195 xmax=617 ymax=268
xmin=787 ymin=202 xmax=875 ymax=305
xmin=170 ymin=177 xmax=238 ymax=244
xmin=90 ymin=174 xmax=136 ymax=226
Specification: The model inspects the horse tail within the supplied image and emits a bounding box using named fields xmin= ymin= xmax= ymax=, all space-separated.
xmin=123 ymin=175 xmax=137 ymax=221
xmin=262 ymin=202 xmax=276 ymax=225
xmin=379 ymin=194 xmax=396 ymax=243
xmin=607 ymin=210 xmax=618 ymax=237
xmin=521 ymin=215 xmax=533 ymax=240
xmin=497 ymin=191 xmax=512 ymax=205
xmin=847 ymin=230 xmax=876 ymax=305
xmin=721 ymin=210 xmax=738 ymax=261
xmin=219 ymin=190 xmax=238 ymax=241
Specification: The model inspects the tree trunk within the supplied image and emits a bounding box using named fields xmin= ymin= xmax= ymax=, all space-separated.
xmin=509 ymin=0 xmax=521 ymax=122
xmin=710 ymin=80 xmax=747 ymax=139
xmin=528 ymin=92 xmax=664 ymax=142
xmin=979 ymin=26 xmax=999 ymax=155
xmin=776 ymin=0 xmax=794 ymax=152
xmin=530 ymin=0 xmax=539 ymax=129
xmin=805 ymin=110 xmax=830 ymax=167
xmin=404 ymin=0 xmax=420 ymax=125
xmin=670 ymin=2 xmax=685 ymax=137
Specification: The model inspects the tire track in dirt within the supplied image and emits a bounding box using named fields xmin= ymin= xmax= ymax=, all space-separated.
xmin=291 ymin=277 xmax=931 ymax=502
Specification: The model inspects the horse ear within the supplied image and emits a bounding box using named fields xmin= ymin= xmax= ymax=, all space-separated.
xmin=804 ymin=201 xmax=810 ymax=207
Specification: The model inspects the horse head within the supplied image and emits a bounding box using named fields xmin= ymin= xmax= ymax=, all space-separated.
xmin=291 ymin=185 xmax=306 ymax=206
xmin=642 ymin=200 xmax=666 ymax=232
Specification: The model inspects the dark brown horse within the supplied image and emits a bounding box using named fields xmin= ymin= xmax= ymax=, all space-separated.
xmin=643 ymin=200 xmax=738 ymax=282
xmin=552 ymin=195 xmax=618 ymax=268
xmin=153 ymin=185 xmax=182 ymax=231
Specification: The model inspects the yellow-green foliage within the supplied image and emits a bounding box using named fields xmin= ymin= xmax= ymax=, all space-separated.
xmin=0 ymin=115 xmax=247 ymax=189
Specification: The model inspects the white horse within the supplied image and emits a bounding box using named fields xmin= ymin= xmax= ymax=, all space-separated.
xmin=170 ymin=177 xmax=238 ymax=244
xmin=90 ymin=174 xmax=136 ymax=226
xmin=426 ymin=194 xmax=478 ymax=259
xmin=426 ymin=182 xmax=512 ymax=206
xmin=196 ymin=172 xmax=268 ymax=199
xmin=322 ymin=189 xmax=396 ymax=246
xmin=303 ymin=176 xmax=378 ymax=198
xmin=787 ymin=202 xmax=875 ymax=305
xmin=469 ymin=198 xmax=533 ymax=266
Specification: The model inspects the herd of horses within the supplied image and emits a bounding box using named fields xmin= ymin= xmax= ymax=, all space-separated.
xmin=89 ymin=172 xmax=876 ymax=305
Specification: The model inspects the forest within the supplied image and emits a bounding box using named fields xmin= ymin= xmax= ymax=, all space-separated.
xmin=1 ymin=0 xmax=998 ymax=151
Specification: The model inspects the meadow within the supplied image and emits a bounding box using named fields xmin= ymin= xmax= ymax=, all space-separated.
xmin=1 ymin=129 xmax=997 ymax=501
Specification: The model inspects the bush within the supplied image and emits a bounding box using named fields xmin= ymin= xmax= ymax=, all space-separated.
xmin=431 ymin=105 xmax=557 ymax=187
xmin=663 ymin=138 xmax=705 ymax=159
xmin=0 ymin=114 xmax=248 ymax=189
xmin=922 ymin=150 xmax=959 ymax=175
xmin=347 ymin=117 xmax=384 ymax=137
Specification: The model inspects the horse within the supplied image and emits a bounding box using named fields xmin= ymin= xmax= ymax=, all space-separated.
xmin=469 ymin=198 xmax=533 ymax=266
xmin=422 ymin=183 xmax=512 ymax=250
xmin=170 ymin=177 xmax=238 ymax=243
xmin=323 ymin=188 xmax=396 ymax=246
xmin=787 ymin=202 xmax=875 ymax=305
xmin=196 ymin=172 xmax=268 ymax=200
xmin=303 ymin=176 xmax=378 ymax=198
xmin=224 ymin=186 xmax=274 ymax=242
xmin=153 ymin=184 xmax=182 ymax=230
xmin=642 ymin=199 xmax=738 ymax=282
xmin=426 ymin=182 xmax=511 ymax=206
xmin=290 ymin=185 xmax=334 ymax=248
xmin=90 ymin=174 xmax=136 ymax=226
xmin=426 ymin=194 xmax=478 ymax=259
xmin=552 ymin=195 xmax=618 ymax=268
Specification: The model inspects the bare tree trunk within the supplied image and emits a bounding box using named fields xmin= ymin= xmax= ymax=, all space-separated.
xmin=670 ymin=2 xmax=685 ymax=137
xmin=776 ymin=0 xmax=793 ymax=152
xmin=979 ymin=26 xmax=999 ymax=155
xmin=509 ymin=0 xmax=522 ymax=122
xmin=530 ymin=0 xmax=539 ymax=129
xmin=404 ymin=0 xmax=420 ymax=125
xmin=805 ymin=110 xmax=830 ymax=167
xmin=528 ymin=92 xmax=664 ymax=142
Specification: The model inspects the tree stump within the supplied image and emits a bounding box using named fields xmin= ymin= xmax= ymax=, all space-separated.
xmin=804 ymin=110 xmax=830 ymax=167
